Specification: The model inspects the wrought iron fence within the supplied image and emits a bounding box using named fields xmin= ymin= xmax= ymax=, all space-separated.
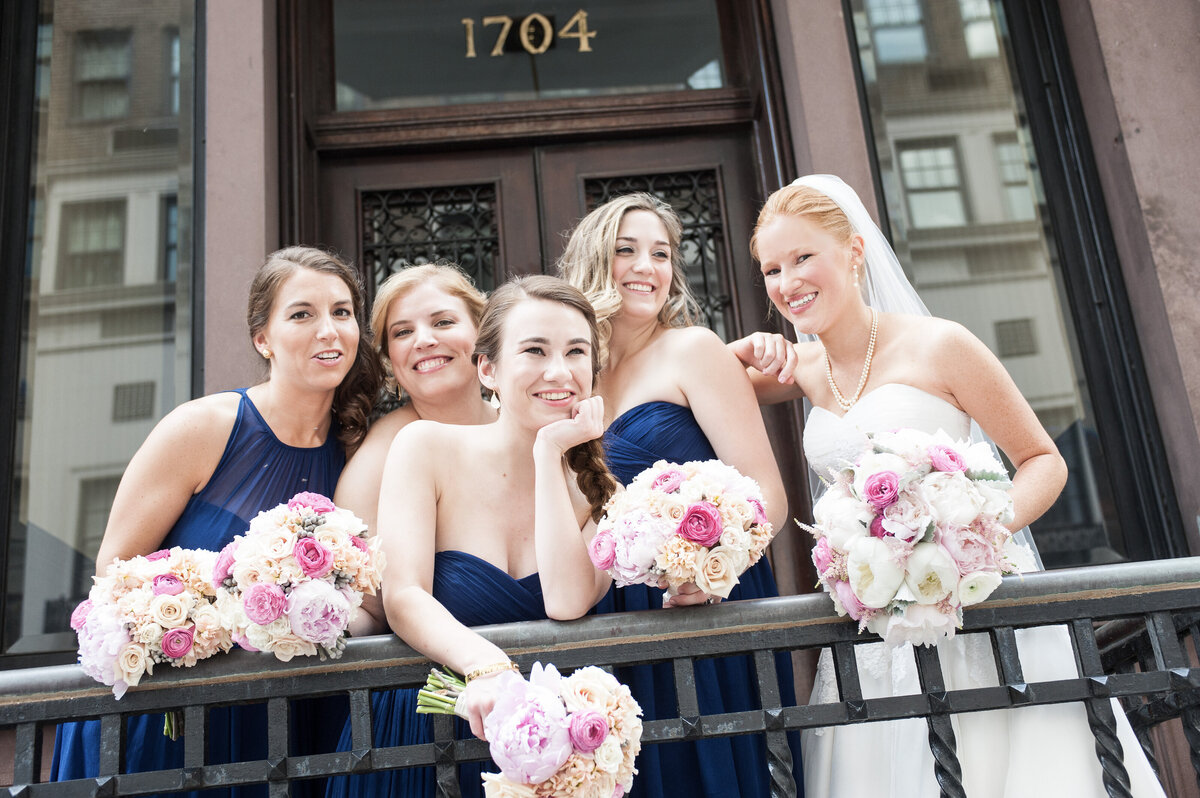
xmin=3 ymin=558 xmax=1200 ymax=797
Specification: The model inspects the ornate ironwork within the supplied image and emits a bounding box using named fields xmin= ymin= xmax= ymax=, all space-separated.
xmin=585 ymin=171 xmax=733 ymax=340
xmin=6 ymin=559 xmax=1200 ymax=797
xmin=359 ymin=184 xmax=499 ymax=297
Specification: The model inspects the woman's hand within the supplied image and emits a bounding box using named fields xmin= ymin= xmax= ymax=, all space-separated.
xmin=661 ymin=580 xmax=721 ymax=608
xmin=459 ymin=671 xmax=512 ymax=740
xmin=534 ymin=395 xmax=605 ymax=455
xmin=727 ymin=333 xmax=797 ymax=385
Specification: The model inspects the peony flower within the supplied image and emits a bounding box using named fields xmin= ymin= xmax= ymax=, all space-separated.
xmin=650 ymin=467 xmax=686 ymax=494
xmin=939 ymin=527 xmax=997 ymax=574
xmin=293 ymin=537 xmax=334 ymax=578
xmin=919 ymin=472 xmax=985 ymax=528
xmin=484 ymin=678 xmax=573 ymax=784
xmin=845 ymin=536 xmax=905 ymax=609
xmin=832 ymin=579 xmax=867 ymax=621
xmin=813 ymin=488 xmax=873 ymax=550
xmin=882 ymin=603 xmax=959 ymax=647
xmin=152 ymin=574 xmax=185 ymax=596
xmin=958 ymin=570 xmax=1003 ymax=606
xmin=567 ymin=710 xmax=609 ymax=753
xmin=812 ymin=537 xmax=834 ymax=574
xmin=286 ymin=579 xmax=351 ymax=648
xmin=212 ymin=540 xmax=238 ymax=587
xmin=70 ymin=599 xmax=94 ymax=631
xmin=145 ymin=550 xmax=170 ymax=562
xmin=609 ymin=511 xmax=673 ymax=586
xmin=928 ymin=444 xmax=967 ymax=473
xmin=863 ymin=471 xmax=900 ymax=510
xmin=588 ymin=528 xmax=618 ymax=571
xmin=904 ymin=542 xmax=960 ymax=605
xmin=695 ymin=548 xmax=739 ymax=598
xmin=881 ymin=493 xmax=934 ymax=542
xmin=243 ymin=582 xmax=288 ymax=626
xmin=676 ymin=502 xmax=723 ymax=547
xmin=160 ymin=625 xmax=195 ymax=659
xmin=288 ymin=491 xmax=336 ymax=514
xmin=976 ymin=482 xmax=1015 ymax=525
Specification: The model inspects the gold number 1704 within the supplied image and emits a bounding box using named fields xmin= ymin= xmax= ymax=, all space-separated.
xmin=462 ymin=10 xmax=595 ymax=58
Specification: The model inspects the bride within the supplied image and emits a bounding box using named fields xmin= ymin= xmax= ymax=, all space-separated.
xmin=736 ymin=174 xmax=1165 ymax=797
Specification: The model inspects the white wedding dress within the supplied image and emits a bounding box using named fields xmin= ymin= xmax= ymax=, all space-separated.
xmin=801 ymin=382 xmax=1165 ymax=798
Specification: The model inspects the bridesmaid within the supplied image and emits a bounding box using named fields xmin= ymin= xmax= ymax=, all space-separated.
xmin=326 ymin=275 xmax=616 ymax=798
xmin=51 ymin=246 xmax=383 ymax=797
xmin=557 ymin=193 xmax=803 ymax=798
xmin=333 ymin=263 xmax=496 ymax=636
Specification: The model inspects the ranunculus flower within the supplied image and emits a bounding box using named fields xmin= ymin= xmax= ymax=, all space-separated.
xmin=852 ymin=452 xmax=909 ymax=497
xmin=650 ymin=467 xmax=686 ymax=494
xmin=294 ymin=538 xmax=334 ymax=578
xmin=904 ymin=542 xmax=960 ymax=605
xmin=349 ymin=534 xmax=370 ymax=553
xmin=70 ymin=599 xmax=94 ymax=631
xmin=567 ymin=710 xmax=609 ymax=753
xmin=161 ymin=625 xmax=195 ymax=659
xmin=152 ymin=574 xmax=185 ymax=596
xmin=812 ymin=537 xmax=834 ymax=573
xmin=676 ymin=502 xmax=723 ymax=547
xmin=958 ymin=570 xmax=1003 ymax=606
xmin=212 ymin=540 xmax=238 ymax=587
xmin=288 ymin=491 xmax=336 ymax=513
xmin=832 ymin=579 xmax=867 ymax=621
xmin=845 ymin=536 xmax=905 ymax=609
xmin=145 ymin=550 xmax=170 ymax=561
xmin=863 ymin=470 xmax=900 ymax=510
xmin=243 ymin=582 xmax=288 ymax=625
xmin=928 ymin=444 xmax=967 ymax=473
xmin=695 ymin=548 xmax=739 ymax=598
xmin=484 ymin=678 xmax=573 ymax=784
xmin=286 ymin=579 xmax=350 ymax=647
xmin=588 ymin=528 xmax=618 ymax=571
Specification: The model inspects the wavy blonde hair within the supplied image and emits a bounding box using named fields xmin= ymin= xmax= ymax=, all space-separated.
xmin=556 ymin=192 xmax=700 ymax=360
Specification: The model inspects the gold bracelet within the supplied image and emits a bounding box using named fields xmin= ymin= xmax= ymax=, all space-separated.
xmin=465 ymin=661 xmax=519 ymax=683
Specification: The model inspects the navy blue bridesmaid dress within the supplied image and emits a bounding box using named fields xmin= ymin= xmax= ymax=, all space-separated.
xmin=595 ymin=401 xmax=804 ymax=798
xmin=325 ymin=550 xmax=547 ymax=798
xmin=51 ymin=389 xmax=346 ymax=798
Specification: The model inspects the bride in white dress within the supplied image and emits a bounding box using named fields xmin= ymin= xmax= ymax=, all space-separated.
xmin=734 ymin=174 xmax=1165 ymax=797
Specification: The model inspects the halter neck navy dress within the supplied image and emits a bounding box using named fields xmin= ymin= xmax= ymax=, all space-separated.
xmin=596 ymin=401 xmax=804 ymax=798
xmin=51 ymin=389 xmax=345 ymax=798
xmin=325 ymin=550 xmax=546 ymax=798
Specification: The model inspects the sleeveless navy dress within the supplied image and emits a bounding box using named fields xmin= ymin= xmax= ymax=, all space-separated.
xmin=51 ymin=389 xmax=346 ymax=798
xmin=595 ymin=401 xmax=804 ymax=798
xmin=325 ymin=550 xmax=546 ymax=798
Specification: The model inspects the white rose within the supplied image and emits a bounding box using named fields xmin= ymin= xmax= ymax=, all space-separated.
xmin=813 ymin=489 xmax=873 ymax=550
xmin=919 ymin=472 xmax=985 ymax=527
xmin=695 ymin=548 xmax=740 ymax=599
xmin=114 ymin=642 xmax=151 ymax=688
xmin=594 ymin=736 xmax=623 ymax=774
xmin=561 ymin=666 xmax=617 ymax=713
xmin=134 ymin=621 xmax=165 ymax=646
xmin=958 ymin=570 xmax=1003 ymax=606
xmin=846 ymin=536 xmax=905 ymax=608
xmin=904 ymin=542 xmax=960 ymax=605
xmin=150 ymin=594 xmax=190 ymax=628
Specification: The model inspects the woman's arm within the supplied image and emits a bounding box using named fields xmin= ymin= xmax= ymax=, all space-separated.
xmin=934 ymin=321 xmax=1068 ymax=530
xmin=531 ymin=395 xmax=612 ymax=620
xmin=727 ymin=332 xmax=805 ymax=405
xmin=93 ymin=393 xmax=237 ymax=572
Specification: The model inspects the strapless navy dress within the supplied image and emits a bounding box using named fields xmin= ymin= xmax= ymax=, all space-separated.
xmin=595 ymin=401 xmax=803 ymax=798
xmin=325 ymin=550 xmax=546 ymax=798
xmin=51 ymin=389 xmax=346 ymax=798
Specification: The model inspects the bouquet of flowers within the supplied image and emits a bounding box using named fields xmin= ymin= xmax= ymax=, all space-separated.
xmin=587 ymin=459 xmax=774 ymax=599
xmin=213 ymin=491 xmax=385 ymax=661
xmin=418 ymin=662 xmax=643 ymax=798
xmin=71 ymin=547 xmax=233 ymax=699
xmin=804 ymin=428 xmax=1025 ymax=646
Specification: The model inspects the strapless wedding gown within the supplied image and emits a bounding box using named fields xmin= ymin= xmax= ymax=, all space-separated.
xmin=802 ymin=383 xmax=1164 ymax=798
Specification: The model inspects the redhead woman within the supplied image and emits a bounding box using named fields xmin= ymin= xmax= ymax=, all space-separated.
xmin=52 ymin=246 xmax=383 ymax=797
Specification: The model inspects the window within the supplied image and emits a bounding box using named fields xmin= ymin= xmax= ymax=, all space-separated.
xmin=57 ymin=199 xmax=126 ymax=289
xmin=960 ymin=0 xmax=1000 ymax=58
xmin=166 ymin=28 xmax=180 ymax=115
xmin=995 ymin=318 xmax=1038 ymax=357
xmin=73 ymin=476 xmax=121 ymax=598
xmin=897 ymin=142 xmax=968 ymax=227
xmin=113 ymin=381 xmax=156 ymax=422
xmin=866 ymin=0 xmax=927 ymax=64
xmin=162 ymin=194 xmax=178 ymax=281
xmin=994 ymin=133 xmax=1037 ymax=221
xmin=73 ymin=29 xmax=131 ymax=120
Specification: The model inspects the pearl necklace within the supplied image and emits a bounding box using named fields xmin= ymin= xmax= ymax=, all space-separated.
xmin=824 ymin=308 xmax=878 ymax=412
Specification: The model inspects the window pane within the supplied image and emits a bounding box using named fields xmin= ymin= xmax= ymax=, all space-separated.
xmin=850 ymin=0 xmax=1129 ymax=567
xmin=873 ymin=26 xmax=927 ymax=63
xmin=4 ymin=0 xmax=195 ymax=659
xmin=333 ymin=0 xmax=727 ymax=110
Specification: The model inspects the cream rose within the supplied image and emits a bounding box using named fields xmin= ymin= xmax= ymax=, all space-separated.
xmin=904 ymin=542 xmax=960 ymax=605
xmin=695 ymin=548 xmax=740 ymax=598
xmin=958 ymin=570 xmax=1003 ymax=606
xmin=150 ymin=593 xmax=190 ymax=628
xmin=561 ymin=666 xmax=617 ymax=713
xmin=594 ymin=736 xmax=623 ymax=774
xmin=481 ymin=773 xmax=538 ymax=798
xmin=114 ymin=642 xmax=151 ymax=688
xmin=846 ymin=536 xmax=905 ymax=608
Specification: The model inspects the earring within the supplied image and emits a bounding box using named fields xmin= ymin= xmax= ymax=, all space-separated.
xmin=852 ymin=263 xmax=861 ymax=289
xmin=261 ymin=348 xmax=272 ymax=359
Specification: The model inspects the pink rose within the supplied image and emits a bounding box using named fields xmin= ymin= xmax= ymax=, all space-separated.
xmin=928 ymin=444 xmax=967 ymax=473
xmin=152 ymin=574 xmax=185 ymax=596
xmin=863 ymin=471 xmax=900 ymax=510
xmin=212 ymin=540 xmax=238 ymax=588
xmin=676 ymin=502 xmax=723 ymax=548
xmin=243 ymin=583 xmax=287 ymax=625
xmin=589 ymin=528 xmax=618 ymax=571
xmin=160 ymin=625 xmax=195 ymax=659
xmin=567 ymin=709 xmax=609 ymax=754
xmin=811 ymin=537 xmax=834 ymax=573
xmin=287 ymin=492 xmax=336 ymax=514
xmin=146 ymin=549 xmax=170 ymax=561
xmin=349 ymin=534 xmax=369 ymax=553
xmin=870 ymin=515 xmax=888 ymax=538
xmin=747 ymin=497 xmax=769 ymax=526
xmin=650 ymin=467 xmax=686 ymax=494
xmin=70 ymin=600 xmax=94 ymax=631
xmin=833 ymin=580 xmax=867 ymax=621
xmin=286 ymin=579 xmax=351 ymax=647
xmin=293 ymin=538 xmax=334 ymax=578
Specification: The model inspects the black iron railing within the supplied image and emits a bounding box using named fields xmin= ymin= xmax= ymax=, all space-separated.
xmin=3 ymin=559 xmax=1200 ymax=797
